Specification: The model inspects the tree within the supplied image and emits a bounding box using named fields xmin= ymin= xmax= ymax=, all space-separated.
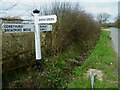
xmin=96 ymin=12 xmax=110 ymax=24
xmin=114 ymin=16 xmax=120 ymax=28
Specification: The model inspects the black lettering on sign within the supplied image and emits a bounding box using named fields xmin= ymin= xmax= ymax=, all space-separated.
xmin=47 ymin=18 xmax=54 ymax=21
xmin=13 ymin=25 xmax=23 ymax=28
xmin=10 ymin=29 xmax=12 ymax=32
xmin=6 ymin=29 xmax=9 ymax=32
xmin=3 ymin=24 xmax=23 ymax=29
xmin=40 ymin=25 xmax=47 ymax=30
xmin=23 ymin=28 xmax=31 ymax=31
xmin=14 ymin=29 xmax=17 ymax=31
xmin=4 ymin=25 xmax=12 ymax=28
xmin=3 ymin=28 xmax=22 ymax=32
xmin=4 ymin=29 xmax=7 ymax=32
xmin=18 ymin=29 xmax=22 ymax=31
xmin=39 ymin=19 xmax=46 ymax=21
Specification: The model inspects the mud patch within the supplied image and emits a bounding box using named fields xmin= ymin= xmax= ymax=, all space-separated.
xmin=84 ymin=68 xmax=103 ymax=81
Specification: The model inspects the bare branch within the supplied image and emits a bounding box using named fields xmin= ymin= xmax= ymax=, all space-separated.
xmin=96 ymin=12 xmax=110 ymax=24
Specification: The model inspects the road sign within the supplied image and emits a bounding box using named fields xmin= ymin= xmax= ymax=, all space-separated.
xmin=38 ymin=15 xmax=57 ymax=24
xmin=2 ymin=23 xmax=34 ymax=33
xmin=2 ymin=9 xmax=57 ymax=60
xmin=39 ymin=25 xmax=52 ymax=31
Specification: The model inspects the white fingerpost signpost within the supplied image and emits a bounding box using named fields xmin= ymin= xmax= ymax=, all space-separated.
xmin=2 ymin=9 xmax=57 ymax=69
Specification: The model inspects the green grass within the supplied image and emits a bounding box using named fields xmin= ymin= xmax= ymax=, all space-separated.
xmin=67 ymin=30 xmax=118 ymax=88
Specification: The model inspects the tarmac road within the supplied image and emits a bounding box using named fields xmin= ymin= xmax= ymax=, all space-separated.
xmin=109 ymin=27 xmax=119 ymax=57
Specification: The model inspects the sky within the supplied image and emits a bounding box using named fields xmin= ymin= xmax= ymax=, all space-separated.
xmin=0 ymin=0 xmax=119 ymax=22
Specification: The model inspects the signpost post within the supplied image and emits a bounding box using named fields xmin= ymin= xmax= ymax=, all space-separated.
xmin=33 ymin=9 xmax=41 ymax=60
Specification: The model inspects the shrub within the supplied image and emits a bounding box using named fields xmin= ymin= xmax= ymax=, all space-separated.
xmin=42 ymin=2 xmax=101 ymax=55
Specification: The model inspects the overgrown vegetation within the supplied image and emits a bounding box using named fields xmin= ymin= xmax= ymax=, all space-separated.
xmin=42 ymin=2 xmax=100 ymax=56
xmin=114 ymin=17 xmax=120 ymax=28
xmin=2 ymin=33 xmax=35 ymax=73
xmin=67 ymin=31 xmax=118 ymax=88
xmin=2 ymin=2 xmax=101 ymax=88
xmin=3 ymin=42 xmax=88 ymax=88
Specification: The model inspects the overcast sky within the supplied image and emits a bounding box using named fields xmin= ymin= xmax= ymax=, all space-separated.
xmin=0 ymin=0 xmax=119 ymax=22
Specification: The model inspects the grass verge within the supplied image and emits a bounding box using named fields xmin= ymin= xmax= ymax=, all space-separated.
xmin=67 ymin=30 xmax=118 ymax=88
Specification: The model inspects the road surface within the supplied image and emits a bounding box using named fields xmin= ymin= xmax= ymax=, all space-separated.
xmin=108 ymin=27 xmax=120 ymax=57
